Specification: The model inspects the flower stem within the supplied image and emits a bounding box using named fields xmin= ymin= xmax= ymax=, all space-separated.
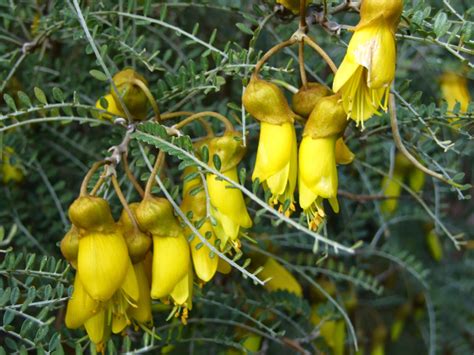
xmin=303 ymin=35 xmax=338 ymax=74
xmin=144 ymin=150 xmax=165 ymax=198
xmin=172 ymin=111 xmax=234 ymax=133
xmin=80 ymin=161 xmax=107 ymax=196
xmin=252 ymin=38 xmax=297 ymax=79
xmin=111 ymin=174 xmax=138 ymax=229
xmin=122 ymin=152 xmax=144 ymax=198
xmin=131 ymin=78 xmax=161 ymax=121
xmin=161 ymin=111 xmax=214 ymax=136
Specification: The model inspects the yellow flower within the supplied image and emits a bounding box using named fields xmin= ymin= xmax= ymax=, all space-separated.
xmin=333 ymin=0 xmax=403 ymax=127
xmin=111 ymin=68 xmax=150 ymax=120
xmin=207 ymin=167 xmax=252 ymax=249
xmin=311 ymin=308 xmax=346 ymax=355
xmin=259 ymin=257 xmax=302 ymax=296
xmin=60 ymin=226 xmax=79 ymax=269
xmin=440 ymin=72 xmax=471 ymax=127
xmin=1 ymin=147 xmax=24 ymax=184
xmin=426 ymin=229 xmax=443 ymax=262
xmin=299 ymin=135 xmax=339 ymax=228
xmin=243 ymin=77 xmax=297 ymax=212
xmin=95 ymin=94 xmax=124 ymax=120
xmin=252 ymin=121 xmax=297 ymax=212
xmin=181 ymin=168 xmax=218 ymax=283
xmin=135 ymin=197 xmax=191 ymax=300
xmin=127 ymin=261 xmax=153 ymax=324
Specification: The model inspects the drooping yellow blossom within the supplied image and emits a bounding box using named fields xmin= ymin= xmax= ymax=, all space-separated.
xmin=335 ymin=137 xmax=355 ymax=165
xmin=135 ymin=197 xmax=190 ymax=299
xmin=243 ymin=78 xmax=297 ymax=212
xmin=68 ymin=196 xmax=135 ymax=301
xmin=298 ymin=95 xmax=348 ymax=230
xmin=95 ymin=94 xmax=125 ymax=120
xmin=127 ymin=261 xmax=153 ymax=324
xmin=333 ymin=0 xmax=403 ymax=127
xmin=425 ymin=229 xmax=443 ymax=262
xmin=311 ymin=307 xmax=346 ymax=355
xmin=1 ymin=147 xmax=24 ymax=184
xmin=203 ymin=132 xmax=252 ymax=250
xmin=381 ymin=153 xmax=425 ymax=214
xmin=259 ymin=257 xmax=302 ymax=296
xmin=110 ymin=68 xmax=149 ymax=120
xmin=170 ymin=264 xmax=194 ymax=324
xmin=440 ymin=72 xmax=471 ymax=127
xmin=181 ymin=167 xmax=218 ymax=283
xmin=226 ymin=333 xmax=262 ymax=355
xmin=60 ymin=226 xmax=79 ymax=269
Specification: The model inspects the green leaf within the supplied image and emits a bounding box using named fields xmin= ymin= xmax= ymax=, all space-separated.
xmin=3 ymin=94 xmax=16 ymax=111
xmin=34 ymin=87 xmax=47 ymax=105
xmin=236 ymin=22 xmax=253 ymax=35
xmin=89 ymin=69 xmax=108 ymax=82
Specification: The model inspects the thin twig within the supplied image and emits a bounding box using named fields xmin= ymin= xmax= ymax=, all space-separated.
xmin=252 ymin=38 xmax=297 ymax=78
xmin=111 ymin=174 xmax=138 ymax=229
xmin=80 ymin=161 xmax=106 ymax=196
xmin=303 ymin=35 xmax=338 ymax=73
xmin=143 ymin=151 xmax=165 ymax=198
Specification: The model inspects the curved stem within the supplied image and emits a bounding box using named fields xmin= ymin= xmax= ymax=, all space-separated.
xmin=131 ymin=78 xmax=161 ymax=121
xmin=252 ymin=38 xmax=297 ymax=78
xmin=90 ymin=176 xmax=105 ymax=196
xmin=161 ymin=111 xmax=214 ymax=136
xmin=389 ymin=93 xmax=462 ymax=189
xmin=303 ymin=35 xmax=338 ymax=74
xmin=80 ymin=161 xmax=106 ymax=196
xmin=111 ymin=174 xmax=138 ymax=229
xmin=173 ymin=111 xmax=234 ymax=133
xmin=122 ymin=152 xmax=145 ymax=197
xmin=144 ymin=150 xmax=165 ymax=198
xmin=298 ymin=41 xmax=308 ymax=88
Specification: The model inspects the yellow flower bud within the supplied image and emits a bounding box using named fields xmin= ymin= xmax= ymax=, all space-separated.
xmin=259 ymin=257 xmax=302 ymax=296
xmin=408 ymin=167 xmax=425 ymax=193
xmin=333 ymin=0 xmax=402 ymax=127
xmin=151 ymin=233 xmax=190 ymax=299
xmin=292 ymin=82 xmax=331 ymax=117
xmin=68 ymin=196 xmax=115 ymax=232
xmin=299 ymin=135 xmax=339 ymax=230
xmin=1 ymin=147 xmax=24 ymax=184
xmin=95 ymin=94 xmax=125 ymax=120
xmin=84 ymin=309 xmax=108 ymax=346
xmin=440 ymin=72 xmax=471 ymax=127
xmin=252 ymin=121 xmax=297 ymax=211
xmin=170 ymin=264 xmax=194 ymax=309
xmin=242 ymin=77 xmax=294 ymax=124
xmin=207 ymin=167 xmax=252 ymax=248
xmin=426 ymin=229 xmax=443 ymax=262
xmin=380 ymin=172 xmax=403 ymax=214
xmin=111 ymin=68 xmax=149 ymax=120
xmin=60 ymin=226 xmax=79 ymax=268
xmin=77 ymin=229 xmax=132 ymax=301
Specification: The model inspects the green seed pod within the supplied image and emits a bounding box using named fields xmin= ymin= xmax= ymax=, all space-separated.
xmin=111 ymin=68 xmax=149 ymax=121
xmin=292 ymin=82 xmax=331 ymax=117
xmin=303 ymin=94 xmax=348 ymax=139
xmin=243 ymin=77 xmax=294 ymax=125
xmin=68 ymin=196 xmax=115 ymax=231
xmin=135 ymin=197 xmax=181 ymax=237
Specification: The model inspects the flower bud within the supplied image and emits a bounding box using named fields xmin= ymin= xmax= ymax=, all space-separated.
xmin=242 ymin=77 xmax=295 ymax=124
xmin=292 ymin=82 xmax=331 ymax=117
xmin=68 ymin=196 xmax=115 ymax=232
xmin=258 ymin=257 xmax=302 ymax=296
xmin=60 ymin=226 xmax=80 ymax=267
xmin=135 ymin=197 xmax=181 ymax=237
xmin=127 ymin=261 xmax=152 ymax=324
xmin=303 ymin=94 xmax=348 ymax=139
xmin=111 ymin=68 xmax=149 ymax=120
xmin=1 ymin=147 xmax=24 ymax=184
xmin=118 ymin=203 xmax=152 ymax=263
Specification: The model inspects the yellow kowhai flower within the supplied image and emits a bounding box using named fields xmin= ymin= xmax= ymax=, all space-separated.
xmin=258 ymin=257 xmax=302 ymax=296
xmin=1 ymin=147 xmax=24 ymax=184
xmin=440 ymin=72 xmax=471 ymax=127
xmin=95 ymin=94 xmax=125 ymax=121
xmin=204 ymin=132 xmax=252 ymax=250
xmin=381 ymin=153 xmax=425 ymax=214
xmin=333 ymin=0 xmax=403 ymax=127
xmin=68 ymin=196 xmax=135 ymax=301
xmin=60 ymin=226 xmax=79 ymax=269
xmin=136 ymin=197 xmax=190 ymax=299
xmin=243 ymin=77 xmax=297 ymax=212
xmin=170 ymin=264 xmax=194 ymax=324
xmin=298 ymin=95 xmax=348 ymax=230
xmin=181 ymin=167 xmax=218 ymax=283
xmin=311 ymin=307 xmax=346 ymax=355
xmin=110 ymin=68 xmax=149 ymax=120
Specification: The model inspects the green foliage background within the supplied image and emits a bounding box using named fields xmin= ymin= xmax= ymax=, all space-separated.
xmin=0 ymin=0 xmax=473 ymax=354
